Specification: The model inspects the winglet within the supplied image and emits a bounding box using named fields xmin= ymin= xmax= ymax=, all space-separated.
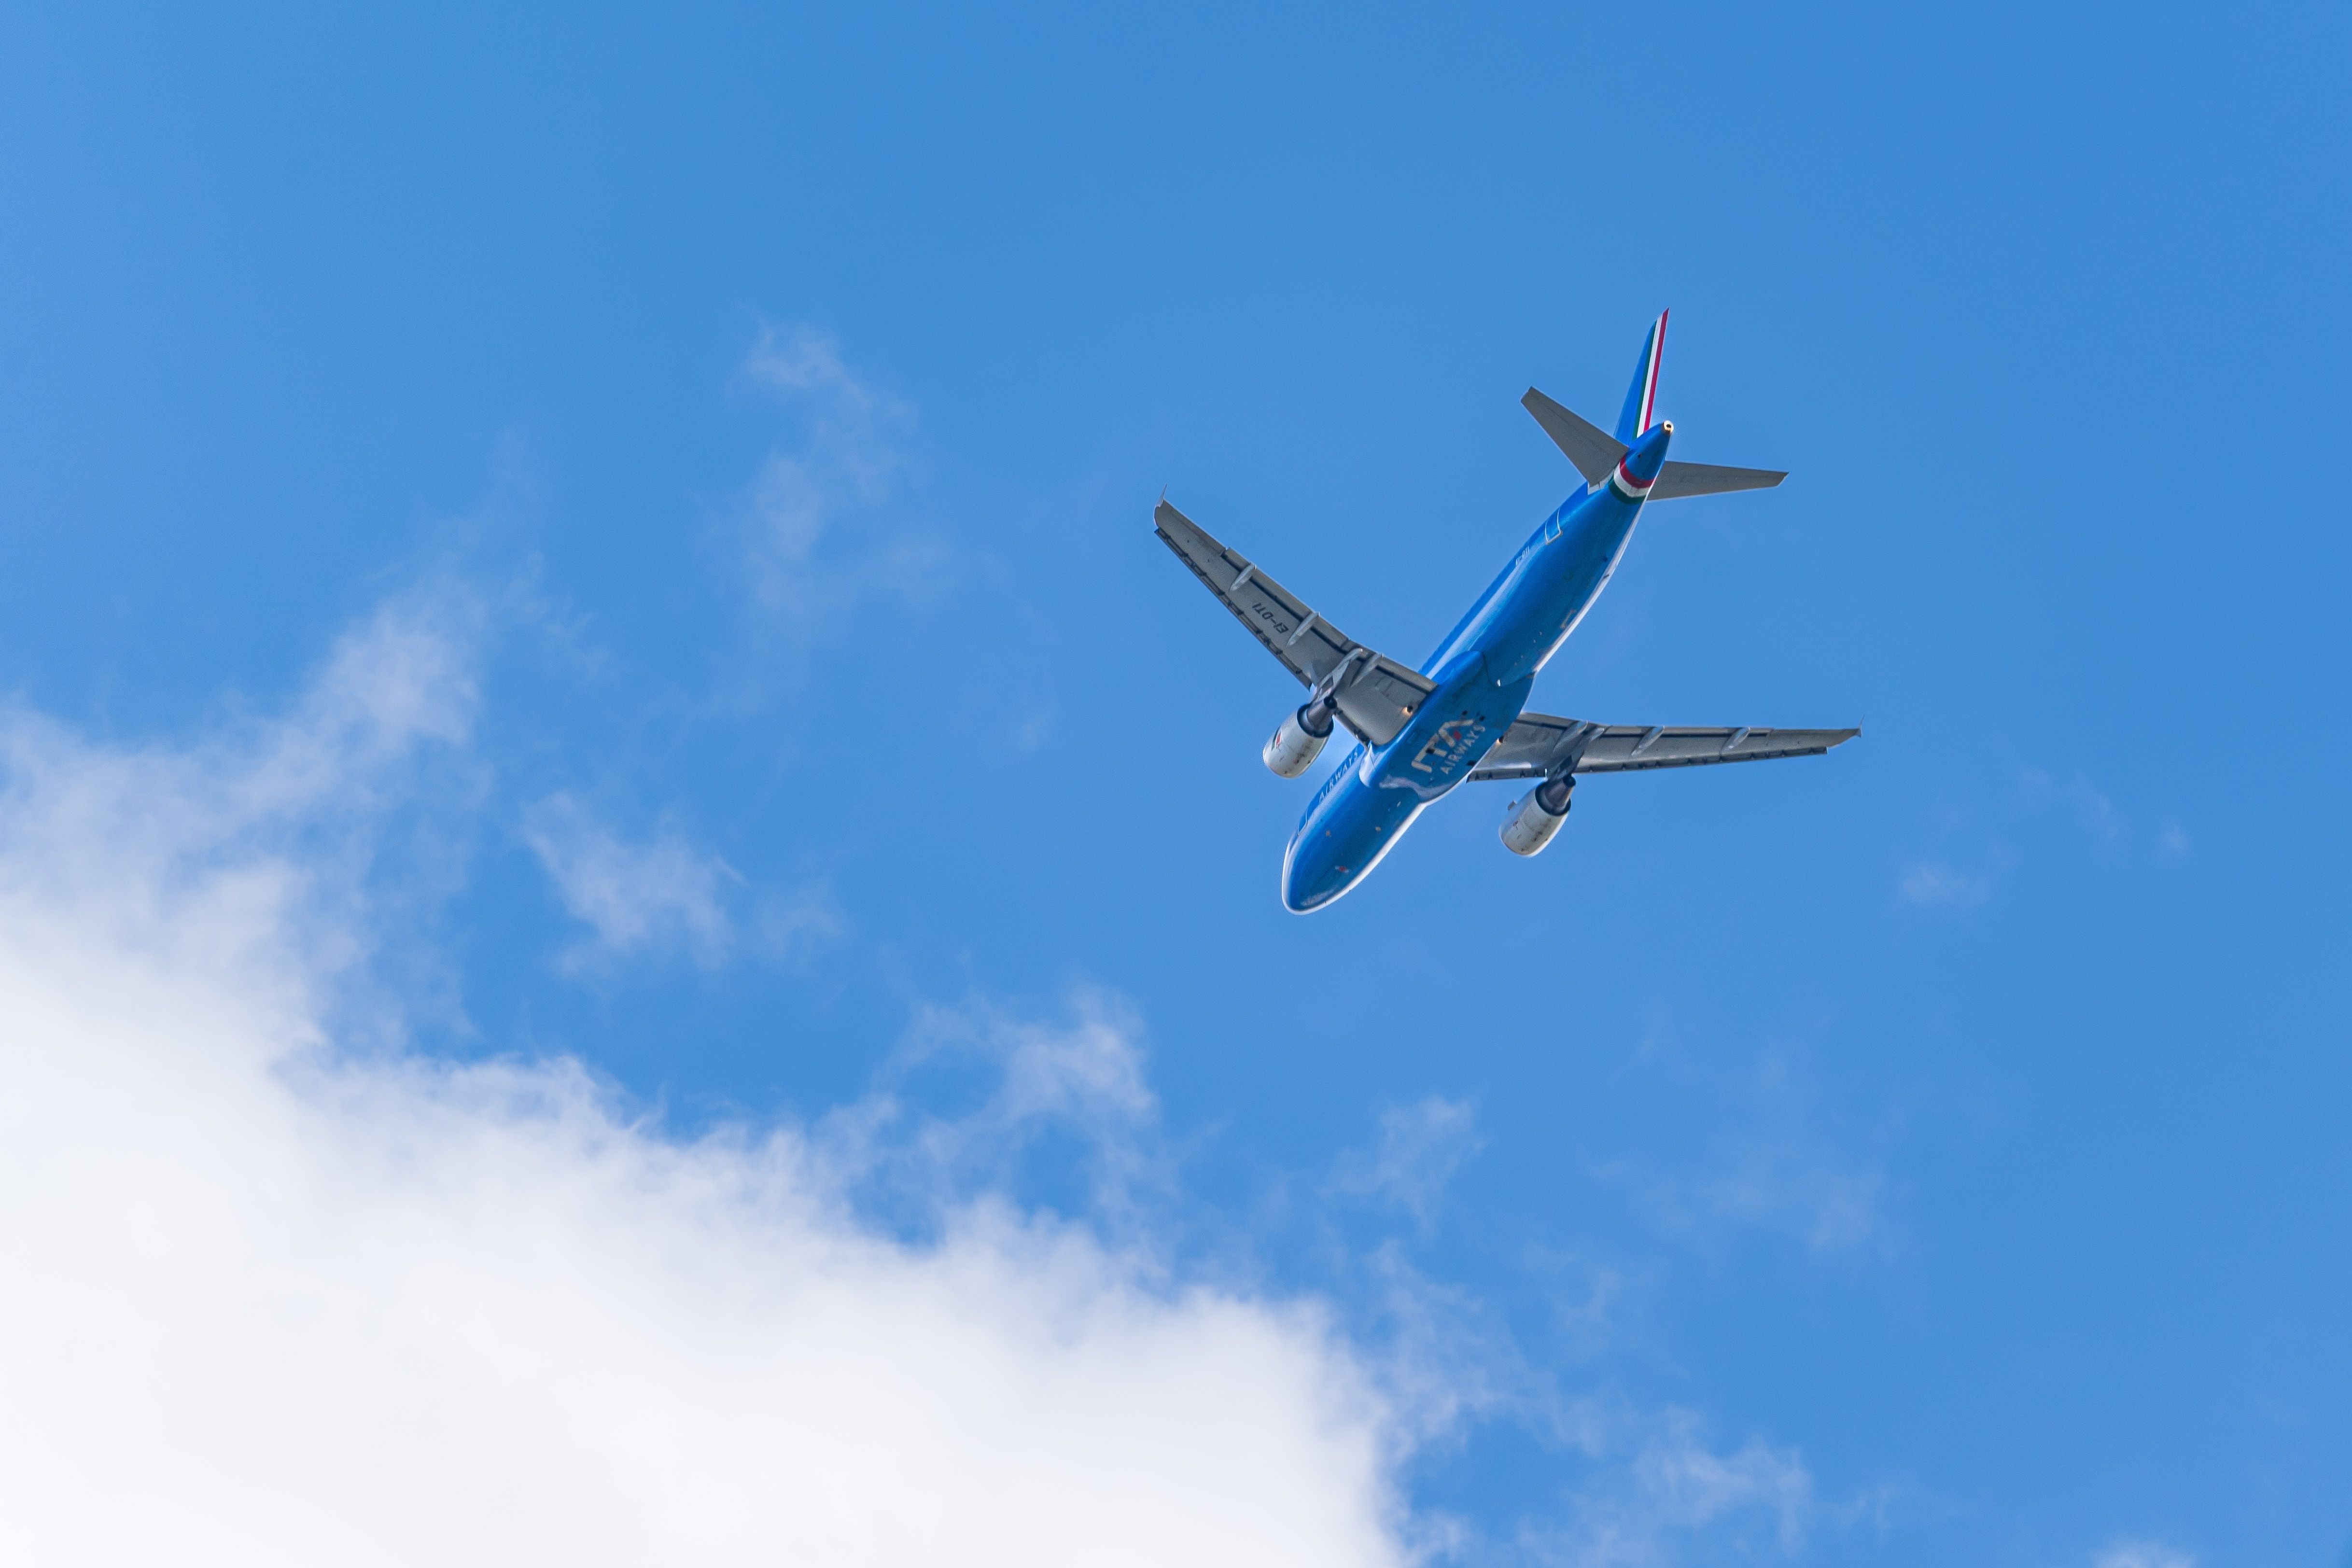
xmin=1614 ymin=310 xmax=1668 ymax=443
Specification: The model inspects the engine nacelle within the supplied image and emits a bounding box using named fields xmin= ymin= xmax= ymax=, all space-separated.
xmin=1263 ymin=701 xmax=1335 ymax=778
xmin=1499 ymin=776 xmax=1574 ymax=856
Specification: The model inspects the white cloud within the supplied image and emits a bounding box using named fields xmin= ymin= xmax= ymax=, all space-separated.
xmin=0 ymin=574 xmax=1864 ymax=1568
xmin=523 ymin=793 xmax=738 ymax=966
xmin=1332 ymin=1097 xmax=1485 ymax=1226
xmin=2093 ymin=1540 xmax=2195 ymax=1568
xmin=0 ymin=601 xmax=1416 ymax=1568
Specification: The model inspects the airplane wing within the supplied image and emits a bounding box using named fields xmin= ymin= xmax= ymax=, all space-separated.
xmin=1154 ymin=499 xmax=1437 ymax=746
xmin=1470 ymin=711 xmax=1859 ymax=779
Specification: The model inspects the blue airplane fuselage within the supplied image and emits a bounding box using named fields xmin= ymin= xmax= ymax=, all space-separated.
xmin=1280 ymin=421 xmax=1673 ymax=912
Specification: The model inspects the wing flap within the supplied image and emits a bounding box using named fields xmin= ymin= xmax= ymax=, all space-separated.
xmin=1470 ymin=712 xmax=1858 ymax=780
xmin=1330 ymin=655 xmax=1432 ymax=746
xmin=1154 ymin=500 xmax=1436 ymax=746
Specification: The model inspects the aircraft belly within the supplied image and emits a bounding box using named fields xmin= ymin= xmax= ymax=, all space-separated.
xmin=1494 ymin=504 xmax=1640 ymax=684
xmin=1365 ymin=664 xmax=1531 ymax=801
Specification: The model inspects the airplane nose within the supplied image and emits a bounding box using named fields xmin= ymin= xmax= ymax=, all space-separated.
xmin=1280 ymin=854 xmax=1327 ymax=912
xmin=1280 ymin=835 xmax=1345 ymax=913
xmin=1283 ymin=878 xmax=1341 ymax=913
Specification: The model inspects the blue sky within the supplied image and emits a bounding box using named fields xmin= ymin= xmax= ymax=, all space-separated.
xmin=0 ymin=3 xmax=2346 ymax=1563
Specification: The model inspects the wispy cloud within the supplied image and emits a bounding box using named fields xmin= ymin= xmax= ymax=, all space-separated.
xmin=1606 ymin=1051 xmax=1894 ymax=1258
xmin=1617 ymin=1135 xmax=1889 ymax=1256
xmin=828 ymin=988 xmax=1168 ymax=1230
xmin=743 ymin=322 xmax=912 ymax=499
xmin=1522 ymin=1245 xmax=1648 ymax=1362
xmin=522 ymin=793 xmax=739 ymax=967
xmin=1702 ymin=1150 xmax=1885 ymax=1253
xmin=1529 ymin=1406 xmax=1817 ymax=1568
xmin=2093 ymin=1540 xmax=2195 ymax=1568
xmin=1331 ymin=1097 xmax=1485 ymax=1228
xmin=1896 ymin=763 xmax=2195 ymax=910
xmin=1356 ymin=1241 xmax=1536 ymax=1453
xmin=1897 ymin=859 xmax=1997 ymax=909
xmin=2018 ymin=766 xmax=2126 ymax=843
xmin=736 ymin=322 xmax=948 ymax=644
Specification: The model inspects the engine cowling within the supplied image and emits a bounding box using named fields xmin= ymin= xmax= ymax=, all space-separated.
xmin=1499 ymin=776 xmax=1573 ymax=856
xmin=1262 ymin=701 xmax=1335 ymax=778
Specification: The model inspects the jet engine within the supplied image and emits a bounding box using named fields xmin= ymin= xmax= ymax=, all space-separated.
xmin=1263 ymin=700 xmax=1336 ymax=778
xmin=1499 ymin=775 xmax=1574 ymax=856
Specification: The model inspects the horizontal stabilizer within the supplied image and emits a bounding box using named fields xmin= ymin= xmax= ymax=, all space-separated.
xmin=1649 ymin=460 xmax=1787 ymax=500
xmin=1524 ymin=391 xmax=1783 ymax=501
xmin=1521 ymin=388 xmax=1624 ymax=487
xmin=1470 ymin=712 xmax=1858 ymax=780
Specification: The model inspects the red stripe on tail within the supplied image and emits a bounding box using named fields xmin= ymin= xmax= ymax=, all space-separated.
xmin=1639 ymin=310 xmax=1668 ymax=433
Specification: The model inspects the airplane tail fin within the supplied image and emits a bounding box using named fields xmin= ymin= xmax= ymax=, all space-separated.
xmin=1613 ymin=310 xmax=1668 ymax=444
xmin=1523 ymin=310 xmax=1785 ymax=499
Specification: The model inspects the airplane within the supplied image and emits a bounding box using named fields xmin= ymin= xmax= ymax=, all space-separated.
xmin=1154 ymin=311 xmax=1859 ymax=913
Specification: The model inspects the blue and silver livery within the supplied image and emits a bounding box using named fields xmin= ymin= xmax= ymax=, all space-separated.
xmin=1154 ymin=312 xmax=1859 ymax=912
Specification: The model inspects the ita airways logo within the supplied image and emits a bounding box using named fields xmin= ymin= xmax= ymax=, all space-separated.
xmin=1411 ymin=718 xmax=1486 ymax=776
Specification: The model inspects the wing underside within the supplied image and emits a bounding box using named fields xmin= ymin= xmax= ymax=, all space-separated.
xmin=1154 ymin=500 xmax=1436 ymax=747
xmin=1471 ymin=711 xmax=1859 ymax=779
